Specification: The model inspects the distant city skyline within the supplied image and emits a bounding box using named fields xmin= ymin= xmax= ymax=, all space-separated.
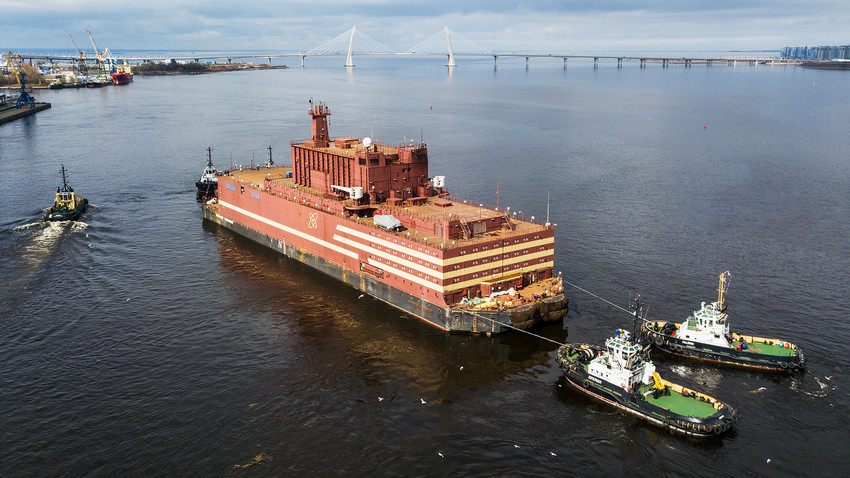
xmin=1 ymin=1 xmax=848 ymax=52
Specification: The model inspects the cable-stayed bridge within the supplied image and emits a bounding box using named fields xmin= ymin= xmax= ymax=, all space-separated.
xmin=17 ymin=26 xmax=795 ymax=68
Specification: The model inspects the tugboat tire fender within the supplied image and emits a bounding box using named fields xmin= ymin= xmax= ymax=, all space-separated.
xmin=672 ymin=344 xmax=682 ymax=352
xmin=583 ymin=380 xmax=591 ymax=389
xmin=654 ymin=335 xmax=664 ymax=346
xmin=780 ymin=361 xmax=789 ymax=369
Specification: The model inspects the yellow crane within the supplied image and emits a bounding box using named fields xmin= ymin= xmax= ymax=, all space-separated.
xmin=6 ymin=51 xmax=35 ymax=108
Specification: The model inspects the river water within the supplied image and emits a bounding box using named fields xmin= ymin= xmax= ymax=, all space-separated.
xmin=1 ymin=56 xmax=848 ymax=476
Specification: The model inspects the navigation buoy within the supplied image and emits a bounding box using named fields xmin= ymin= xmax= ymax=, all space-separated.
xmin=704 ymin=123 xmax=707 ymax=129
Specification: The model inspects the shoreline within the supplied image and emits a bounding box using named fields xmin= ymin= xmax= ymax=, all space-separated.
xmin=134 ymin=63 xmax=289 ymax=76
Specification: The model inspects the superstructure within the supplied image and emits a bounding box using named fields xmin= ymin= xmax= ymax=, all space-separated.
xmin=203 ymin=101 xmax=568 ymax=333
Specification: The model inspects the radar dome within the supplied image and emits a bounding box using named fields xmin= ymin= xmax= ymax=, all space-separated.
xmin=362 ymin=137 xmax=373 ymax=148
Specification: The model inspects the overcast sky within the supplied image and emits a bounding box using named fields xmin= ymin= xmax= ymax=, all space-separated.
xmin=2 ymin=1 xmax=847 ymax=52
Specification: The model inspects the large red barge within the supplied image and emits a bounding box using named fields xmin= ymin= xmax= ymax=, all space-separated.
xmin=203 ymin=102 xmax=568 ymax=333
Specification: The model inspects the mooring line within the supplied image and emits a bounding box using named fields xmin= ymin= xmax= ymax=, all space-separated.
xmin=561 ymin=279 xmax=634 ymax=315
xmin=468 ymin=310 xmax=566 ymax=346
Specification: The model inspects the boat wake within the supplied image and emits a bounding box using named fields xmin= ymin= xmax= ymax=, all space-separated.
xmin=790 ymin=374 xmax=832 ymax=398
xmin=23 ymin=221 xmax=70 ymax=261
xmin=14 ymin=220 xmax=89 ymax=272
xmin=12 ymin=222 xmax=42 ymax=231
xmin=666 ymin=363 xmax=723 ymax=389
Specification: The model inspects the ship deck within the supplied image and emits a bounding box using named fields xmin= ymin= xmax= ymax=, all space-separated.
xmin=222 ymin=165 xmax=551 ymax=248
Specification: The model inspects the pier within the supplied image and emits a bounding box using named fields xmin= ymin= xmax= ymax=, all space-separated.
xmin=0 ymin=96 xmax=51 ymax=125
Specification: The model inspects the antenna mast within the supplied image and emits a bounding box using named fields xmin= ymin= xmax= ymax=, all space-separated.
xmin=716 ymin=271 xmax=730 ymax=312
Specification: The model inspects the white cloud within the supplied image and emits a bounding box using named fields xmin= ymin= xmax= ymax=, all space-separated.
xmin=0 ymin=1 xmax=847 ymax=51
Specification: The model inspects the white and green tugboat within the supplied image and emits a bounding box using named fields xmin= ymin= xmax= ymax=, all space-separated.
xmin=195 ymin=147 xmax=218 ymax=198
xmin=643 ymin=271 xmax=805 ymax=372
xmin=556 ymin=316 xmax=739 ymax=437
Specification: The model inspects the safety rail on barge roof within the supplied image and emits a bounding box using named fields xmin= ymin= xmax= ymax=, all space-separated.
xmin=289 ymin=139 xmax=426 ymax=149
xmin=444 ymin=196 xmax=550 ymax=227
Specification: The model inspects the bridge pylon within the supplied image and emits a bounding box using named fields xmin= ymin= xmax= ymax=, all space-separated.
xmin=345 ymin=26 xmax=356 ymax=67
xmin=444 ymin=26 xmax=456 ymax=68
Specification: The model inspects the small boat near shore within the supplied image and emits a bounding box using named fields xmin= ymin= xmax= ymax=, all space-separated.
xmin=556 ymin=323 xmax=739 ymax=437
xmin=44 ymin=164 xmax=88 ymax=221
xmin=642 ymin=271 xmax=805 ymax=372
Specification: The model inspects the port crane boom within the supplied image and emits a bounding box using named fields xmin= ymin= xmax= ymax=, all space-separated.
xmin=67 ymin=33 xmax=88 ymax=75
xmin=86 ymin=30 xmax=105 ymax=71
xmin=67 ymin=33 xmax=83 ymax=59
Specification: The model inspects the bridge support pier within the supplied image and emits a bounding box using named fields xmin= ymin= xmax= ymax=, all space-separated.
xmin=525 ymin=57 xmax=529 ymax=69
xmin=563 ymin=57 xmax=567 ymax=69
xmin=494 ymin=55 xmax=498 ymax=68
xmin=227 ymin=58 xmax=232 ymax=64
xmin=685 ymin=59 xmax=691 ymax=67
xmin=301 ymin=55 xmax=305 ymax=68
xmin=662 ymin=59 xmax=668 ymax=68
xmin=617 ymin=58 xmax=623 ymax=68
xmin=640 ymin=58 xmax=646 ymax=68
xmin=593 ymin=57 xmax=598 ymax=68
xmin=268 ymin=57 xmax=272 ymax=66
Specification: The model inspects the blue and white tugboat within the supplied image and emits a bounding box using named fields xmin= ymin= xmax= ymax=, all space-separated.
xmin=643 ymin=271 xmax=805 ymax=372
xmin=556 ymin=302 xmax=739 ymax=437
xmin=44 ymin=165 xmax=88 ymax=222
xmin=195 ymin=147 xmax=218 ymax=198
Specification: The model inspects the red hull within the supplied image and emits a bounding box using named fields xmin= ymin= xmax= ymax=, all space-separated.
xmin=111 ymin=72 xmax=134 ymax=85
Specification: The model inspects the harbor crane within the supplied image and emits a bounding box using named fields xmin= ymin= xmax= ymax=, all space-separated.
xmin=66 ymin=33 xmax=88 ymax=75
xmin=6 ymin=51 xmax=35 ymax=107
xmin=86 ymin=30 xmax=107 ymax=73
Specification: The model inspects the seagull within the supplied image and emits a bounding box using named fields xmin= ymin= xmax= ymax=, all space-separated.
xmin=825 ymin=376 xmax=832 ymax=380
xmin=378 ymin=397 xmax=384 ymax=401
xmin=459 ymin=366 xmax=464 ymax=371
xmin=438 ymin=452 xmax=444 ymax=458
xmin=514 ymin=445 xmax=520 ymax=448
xmin=550 ymin=452 xmax=557 ymax=456
xmin=358 ymin=294 xmax=364 ymax=299
xmin=420 ymin=398 xmax=427 ymax=404
xmin=767 ymin=459 xmax=771 ymax=463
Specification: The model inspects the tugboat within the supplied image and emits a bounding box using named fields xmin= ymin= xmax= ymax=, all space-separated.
xmin=44 ymin=165 xmax=88 ymax=221
xmin=643 ymin=272 xmax=805 ymax=372
xmin=195 ymin=147 xmax=218 ymax=198
xmin=555 ymin=302 xmax=739 ymax=437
